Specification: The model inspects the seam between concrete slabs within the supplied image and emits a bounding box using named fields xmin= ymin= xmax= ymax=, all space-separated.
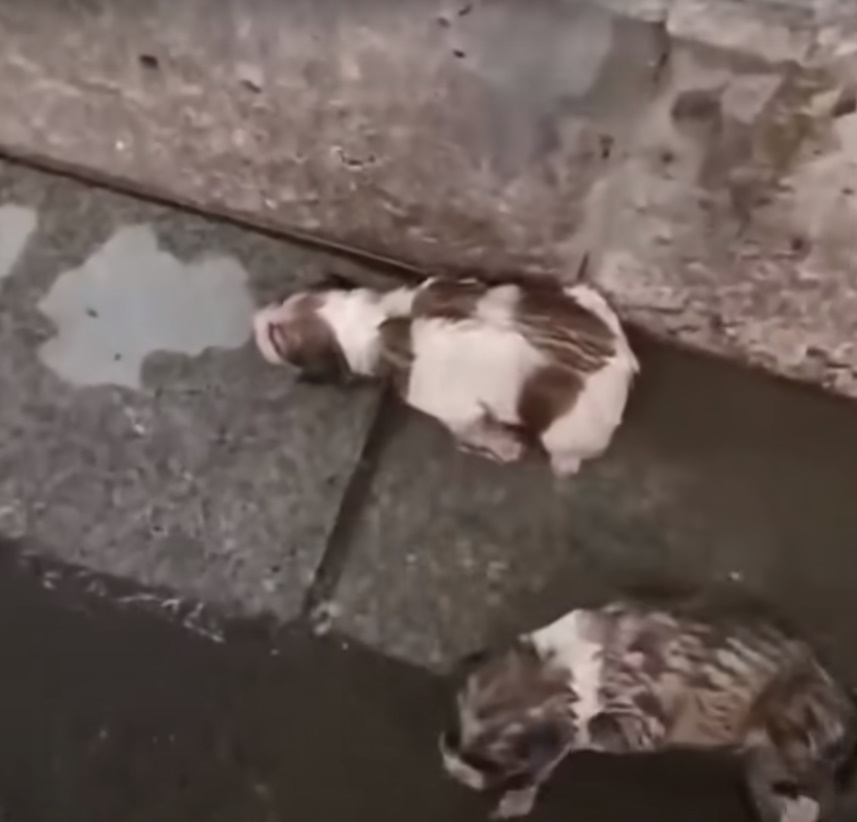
xmin=301 ymin=388 xmax=403 ymax=626
xmin=0 ymin=148 xmax=426 ymax=287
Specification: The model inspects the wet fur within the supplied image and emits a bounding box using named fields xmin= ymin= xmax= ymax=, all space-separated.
xmin=253 ymin=273 xmax=638 ymax=476
xmin=442 ymin=596 xmax=857 ymax=821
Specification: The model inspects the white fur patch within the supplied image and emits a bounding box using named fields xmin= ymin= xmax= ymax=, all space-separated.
xmin=493 ymin=787 xmax=538 ymax=819
xmin=404 ymin=318 xmax=546 ymax=433
xmin=441 ymin=749 xmax=488 ymax=792
xmin=782 ymin=797 xmax=820 ymax=822
xmin=379 ymin=286 xmax=417 ymax=318
xmin=315 ymin=288 xmax=414 ymax=375
xmin=475 ymin=284 xmax=521 ymax=325
xmin=540 ymin=347 xmax=636 ymax=472
xmin=530 ymin=610 xmax=604 ymax=743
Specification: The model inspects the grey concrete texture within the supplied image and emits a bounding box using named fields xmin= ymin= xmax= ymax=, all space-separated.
xmin=0 ymin=158 xmax=381 ymax=621
xmin=3 ymin=154 xmax=857 ymax=704
xmin=330 ymin=333 xmax=857 ymax=675
xmin=2 ymin=0 xmax=857 ymax=397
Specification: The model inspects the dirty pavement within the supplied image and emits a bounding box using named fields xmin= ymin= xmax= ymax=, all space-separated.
xmin=1 ymin=157 xmax=857 ymax=821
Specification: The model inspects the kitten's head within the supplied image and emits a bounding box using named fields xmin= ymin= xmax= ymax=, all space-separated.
xmin=252 ymin=290 xmax=352 ymax=383
xmin=440 ymin=642 xmax=575 ymax=793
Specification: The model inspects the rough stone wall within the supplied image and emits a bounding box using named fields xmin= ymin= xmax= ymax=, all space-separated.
xmin=596 ymin=0 xmax=857 ymax=394
xmin=2 ymin=0 xmax=857 ymax=394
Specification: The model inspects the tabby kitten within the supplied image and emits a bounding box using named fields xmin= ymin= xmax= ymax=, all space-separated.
xmin=441 ymin=597 xmax=856 ymax=821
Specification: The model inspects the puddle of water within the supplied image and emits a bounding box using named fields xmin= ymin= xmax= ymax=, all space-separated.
xmin=36 ymin=225 xmax=255 ymax=388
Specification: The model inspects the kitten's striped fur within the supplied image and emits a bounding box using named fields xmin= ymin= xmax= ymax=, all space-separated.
xmin=441 ymin=596 xmax=856 ymax=821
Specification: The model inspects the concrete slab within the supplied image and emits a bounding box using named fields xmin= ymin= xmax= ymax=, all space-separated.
xmin=330 ymin=333 xmax=857 ymax=675
xmin=0 ymin=0 xmax=662 ymax=275
xmin=0 ymin=158 xmax=381 ymax=621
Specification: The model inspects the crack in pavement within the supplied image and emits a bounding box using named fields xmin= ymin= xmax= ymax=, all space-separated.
xmin=301 ymin=387 xmax=404 ymax=627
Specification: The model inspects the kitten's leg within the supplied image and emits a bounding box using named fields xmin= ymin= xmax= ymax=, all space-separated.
xmin=452 ymin=418 xmax=526 ymax=464
xmin=743 ymin=749 xmax=822 ymax=822
xmin=491 ymin=741 xmax=574 ymax=819
xmin=743 ymin=747 xmax=780 ymax=822
xmin=780 ymin=796 xmax=821 ymax=822
xmin=548 ymin=451 xmax=582 ymax=478
xmin=491 ymin=786 xmax=538 ymax=820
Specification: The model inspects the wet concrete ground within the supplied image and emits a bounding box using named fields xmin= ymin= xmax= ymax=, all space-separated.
xmin=331 ymin=331 xmax=857 ymax=676
xmin=2 ymin=158 xmax=857 ymax=820
xmin=0 ymin=542 xmax=751 ymax=822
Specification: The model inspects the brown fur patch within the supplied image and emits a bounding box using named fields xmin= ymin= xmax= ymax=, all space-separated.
xmin=515 ymin=282 xmax=615 ymax=371
xmin=449 ymin=641 xmax=578 ymax=792
xmin=463 ymin=641 xmax=576 ymax=726
xmin=517 ymin=364 xmax=584 ymax=437
xmin=276 ymin=294 xmax=352 ymax=383
xmin=409 ymin=273 xmax=619 ymax=439
xmin=514 ymin=283 xmax=616 ymax=435
xmin=627 ymin=630 xmax=670 ymax=679
xmin=376 ymin=317 xmax=415 ymax=396
xmin=746 ymin=665 xmax=850 ymax=760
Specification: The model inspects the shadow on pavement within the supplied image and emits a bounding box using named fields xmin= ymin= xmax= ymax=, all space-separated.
xmin=0 ymin=543 xmax=754 ymax=822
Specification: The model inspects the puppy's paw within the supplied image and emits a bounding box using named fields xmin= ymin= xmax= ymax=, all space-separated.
xmin=456 ymin=430 xmax=524 ymax=464
xmin=491 ymin=787 xmax=537 ymax=819
xmin=781 ymin=797 xmax=819 ymax=822
xmin=549 ymin=453 xmax=581 ymax=477
xmin=491 ymin=437 xmax=525 ymax=464
xmin=457 ymin=440 xmax=491 ymax=459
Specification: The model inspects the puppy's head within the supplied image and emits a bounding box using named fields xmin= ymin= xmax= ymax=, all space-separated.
xmin=253 ymin=292 xmax=351 ymax=383
xmin=440 ymin=641 xmax=575 ymax=794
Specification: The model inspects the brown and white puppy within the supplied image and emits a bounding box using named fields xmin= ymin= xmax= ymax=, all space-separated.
xmin=253 ymin=274 xmax=638 ymax=475
xmin=441 ymin=599 xmax=857 ymax=822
